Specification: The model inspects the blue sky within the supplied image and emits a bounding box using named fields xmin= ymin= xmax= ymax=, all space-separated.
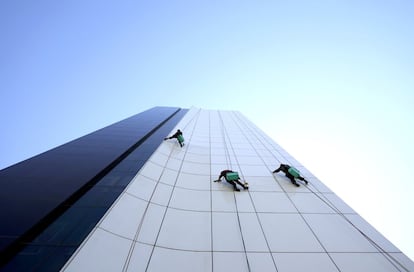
xmin=1 ymin=0 xmax=413 ymax=261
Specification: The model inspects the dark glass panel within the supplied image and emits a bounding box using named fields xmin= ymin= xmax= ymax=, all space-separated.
xmin=61 ymin=208 xmax=108 ymax=245
xmin=35 ymin=247 xmax=77 ymax=272
xmin=0 ymin=107 xmax=188 ymax=269
xmin=1 ymin=245 xmax=77 ymax=272
xmin=1 ymin=245 xmax=55 ymax=272
xmin=73 ymin=186 xmax=124 ymax=207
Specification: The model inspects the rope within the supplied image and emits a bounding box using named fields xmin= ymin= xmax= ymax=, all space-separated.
xmin=179 ymin=107 xmax=202 ymax=132
xmin=222 ymin=111 xmax=281 ymax=271
xmin=143 ymin=108 xmax=201 ymax=272
xmin=165 ymin=108 xmax=201 ymax=146
xmin=217 ymin=111 xmax=232 ymax=170
xmin=217 ymin=111 xmax=252 ymax=272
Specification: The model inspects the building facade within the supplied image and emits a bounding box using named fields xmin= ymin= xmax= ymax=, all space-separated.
xmin=1 ymin=107 xmax=413 ymax=271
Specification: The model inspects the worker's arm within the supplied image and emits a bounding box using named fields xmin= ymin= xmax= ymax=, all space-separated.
xmin=214 ymin=171 xmax=227 ymax=182
xmin=273 ymin=166 xmax=282 ymax=173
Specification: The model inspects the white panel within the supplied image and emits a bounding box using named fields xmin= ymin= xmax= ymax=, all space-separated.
xmin=187 ymin=145 xmax=209 ymax=155
xmin=210 ymin=148 xmax=227 ymax=156
xmin=184 ymin=152 xmax=210 ymax=164
xmin=261 ymin=156 xmax=280 ymax=166
xmin=244 ymin=176 xmax=283 ymax=192
xmin=137 ymin=203 xmax=166 ymax=244
xmin=264 ymin=160 xmax=282 ymax=170
xmin=232 ymin=148 xmax=257 ymax=156
xmin=175 ymin=172 xmax=211 ymax=190
xmin=247 ymin=253 xmax=277 ymax=272
xmin=189 ymin=139 xmax=209 ymax=147
xmin=151 ymin=183 xmax=173 ymax=206
xmin=159 ymin=168 xmax=178 ymax=186
xmin=232 ymin=142 xmax=253 ymax=149
xmin=99 ymin=194 xmax=147 ymax=240
xmin=139 ymin=161 xmax=164 ymax=181
xmin=389 ymin=253 xmax=414 ymax=271
xmin=307 ymin=178 xmax=333 ymax=193
xmin=212 ymin=190 xmax=237 ymax=212
xmin=272 ymin=154 xmax=288 ymax=165
xmin=157 ymin=208 xmax=211 ymax=251
xmin=303 ymin=214 xmax=378 ymax=252
xmin=192 ymin=132 xmax=209 ymax=139
xmin=164 ymin=139 xmax=184 ymax=150
xmin=126 ymin=175 xmax=157 ymax=201
xmin=212 ymin=212 xmax=244 ymax=251
xmin=250 ymin=192 xmax=297 ymax=213
xmin=62 ymin=228 xmax=131 ymax=272
xmin=153 ymin=142 xmax=171 ymax=156
xmin=239 ymin=165 xmax=271 ymax=176
xmin=273 ymin=253 xmax=338 ymax=272
xmin=344 ymin=214 xmax=400 ymax=252
xmin=148 ymin=247 xmax=212 ymax=272
xmin=239 ymin=213 xmax=269 ymax=252
xmin=330 ymin=253 xmax=402 ymax=272
xmin=210 ymin=155 xmax=228 ymax=164
xmin=236 ymin=156 xmax=264 ymax=165
xmin=323 ymin=193 xmax=357 ymax=213
xmin=235 ymin=193 xmax=255 ymax=212
xmin=259 ymin=213 xmax=324 ymax=252
xmin=181 ymin=161 xmax=210 ymax=175
xmin=170 ymin=187 xmax=210 ymax=211
xmin=210 ymin=136 xmax=223 ymax=143
xmin=256 ymin=149 xmax=274 ymax=158
xmin=288 ymin=193 xmax=336 ymax=213
xmin=169 ymin=144 xmax=186 ymax=161
xmin=229 ymin=158 xmax=241 ymax=168
xmin=165 ymin=157 xmax=182 ymax=171
xmin=213 ymin=252 xmax=249 ymax=272
xmin=210 ymin=142 xmax=226 ymax=149
xmin=149 ymin=151 xmax=169 ymax=166
xmin=126 ymin=242 xmax=153 ymax=272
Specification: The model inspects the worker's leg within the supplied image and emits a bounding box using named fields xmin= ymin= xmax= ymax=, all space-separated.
xmin=235 ymin=179 xmax=248 ymax=189
xmin=298 ymin=176 xmax=308 ymax=184
xmin=286 ymin=173 xmax=300 ymax=187
xmin=226 ymin=180 xmax=240 ymax=191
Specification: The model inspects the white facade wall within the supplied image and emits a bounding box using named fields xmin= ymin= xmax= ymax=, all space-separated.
xmin=62 ymin=108 xmax=414 ymax=272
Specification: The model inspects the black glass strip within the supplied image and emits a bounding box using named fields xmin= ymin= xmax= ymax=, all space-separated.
xmin=0 ymin=107 xmax=188 ymax=270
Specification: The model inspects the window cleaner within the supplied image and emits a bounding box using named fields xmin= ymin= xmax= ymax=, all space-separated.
xmin=164 ymin=129 xmax=184 ymax=147
xmin=214 ymin=170 xmax=248 ymax=191
xmin=273 ymin=163 xmax=308 ymax=187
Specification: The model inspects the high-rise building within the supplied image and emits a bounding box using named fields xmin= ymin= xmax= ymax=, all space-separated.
xmin=1 ymin=107 xmax=413 ymax=271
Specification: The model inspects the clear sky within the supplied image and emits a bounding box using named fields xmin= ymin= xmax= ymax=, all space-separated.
xmin=1 ymin=0 xmax=413 ymax=261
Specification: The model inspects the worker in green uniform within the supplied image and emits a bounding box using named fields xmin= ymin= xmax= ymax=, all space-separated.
xmin=164 ymin=129 xmax=184 ymax=147
xmin=273 ymin=164 xmax=308 ymax=187
xmin=214 ymin=170 xmax=248 ymax=191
